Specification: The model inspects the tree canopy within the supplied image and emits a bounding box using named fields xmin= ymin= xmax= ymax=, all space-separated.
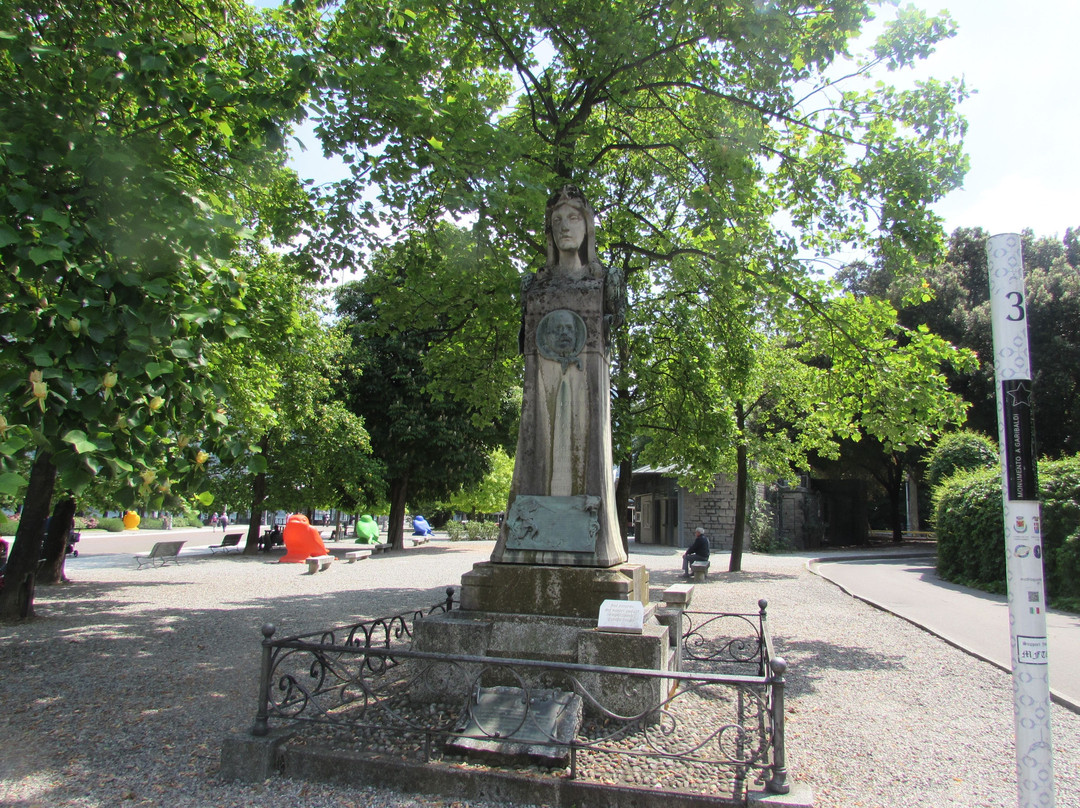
xmin=0 ymin=0 xmax=318 ymax=615
xmin=309 ymin=0 xmax=971 ymax=510
xmin=336 ymin=225 xmax=518 ymax=549
xmin=840 ymin=226 xmax=1080 ymax=458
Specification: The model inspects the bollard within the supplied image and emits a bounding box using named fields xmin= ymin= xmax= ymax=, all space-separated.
xmin=766 ymin=656 xmax=790 ymax=794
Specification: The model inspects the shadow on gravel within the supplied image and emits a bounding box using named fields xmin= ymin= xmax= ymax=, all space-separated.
xmin=775 ymin=638 xmax=906 ymax=697
xmin=0 ymin=579 xmax=474 ymax=800
xmin=648 ymin=569 xmax=799 ymax=588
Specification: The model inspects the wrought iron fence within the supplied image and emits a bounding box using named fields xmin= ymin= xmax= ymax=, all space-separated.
xmin=680 ymin=598 xmax=774 ymax=675
xmin=249 ymin=590 xmax=789 ymax=800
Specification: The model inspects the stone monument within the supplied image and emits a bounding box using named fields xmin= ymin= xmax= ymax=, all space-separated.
xmin=412 ymin=186 xmax=672 ymax=717
xmin=493 ymin=184 xmax=625 ymax=568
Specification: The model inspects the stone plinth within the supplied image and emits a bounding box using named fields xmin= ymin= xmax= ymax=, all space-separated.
xmin=577 ymin=622 xmax=672 ymax=717
xmin=411 ymin=598 xmax=674 ymax=717
xmin=459 ymin=562 xmax=648 ymax=619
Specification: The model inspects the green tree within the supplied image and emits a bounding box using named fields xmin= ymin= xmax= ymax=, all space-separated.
xmin=632 ymin=285 xmax=973 ymax=563
xmin=205 ymin=257 xmax=380 ymax=553
xmin=925 ymin=429 xmax=997 ymax=493
xmin=840 ymin=226 xmax=1080 ymax=457
xmin=0 ymin=1 xmax=317 ymax=616
xmin=440 ymin=448 xmax=514 ymax=518
xmin=336 ymin=227 xmax=518 ymax=550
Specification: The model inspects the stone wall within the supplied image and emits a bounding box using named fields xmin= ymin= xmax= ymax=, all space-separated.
xmin=680 ymin=476 xmax=759 ymax=551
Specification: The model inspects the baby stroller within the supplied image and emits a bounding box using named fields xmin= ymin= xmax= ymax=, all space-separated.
xmin=67 ymin=531 xmax=80 ymax=558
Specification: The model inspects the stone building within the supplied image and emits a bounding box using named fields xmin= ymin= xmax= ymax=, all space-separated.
xmin=630 ymin=465 xmax=753 ymax=551
xmin=630 ymin=466 xmax=868 ymax=551
xmin=766 ymin=476 xmax=868 ymax=549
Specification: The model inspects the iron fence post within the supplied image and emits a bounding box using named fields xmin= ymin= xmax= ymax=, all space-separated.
xmin=757 ymin=599 xmax=769 ymax=676
xmin=251 ymin=623 xmax=276 ymax=737
xmin=445 ymin=586 xmax=455 ymax=612
xmin=766 ymin=657 xmax=790 ymax=794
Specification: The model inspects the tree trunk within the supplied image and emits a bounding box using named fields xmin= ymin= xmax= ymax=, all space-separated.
xmin=0 ymin=451 xmax=57 ymax=619
xmin=905 ymin=471 xmax=920 ymax=532
xmin=243 ymin=462 xmax=268 ymax=555
xmin=38 ymin=493 xmax=76 ymax=584
xmin=615 ymin=456 xmax=632 ymax=556
xmin=387 ymin=476 xmax=408 ymax=550
xmin=729 ymin=402 xmax=748 ymax=573
xmin=887 ymin=452 xmax=904 ymax=543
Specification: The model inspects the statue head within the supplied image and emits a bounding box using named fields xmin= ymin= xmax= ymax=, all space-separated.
xmin=544 ymin=185 xmax=599 ymax=270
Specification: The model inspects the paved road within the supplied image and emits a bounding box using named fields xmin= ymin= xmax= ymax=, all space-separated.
xmin=811 ymin=553 xmax=1080 ymax=712
xmin=67 ymin=525 xmax=258 ymax=556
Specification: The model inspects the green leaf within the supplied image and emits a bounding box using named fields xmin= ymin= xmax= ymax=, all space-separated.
xmin=62 ymin=429 xmax=99 ymax=454
xmin=41 ymin=207 xmax=70 ymax=228
xmin=145 ymin=361 xmax=174 ymax=380
xmin=27 ymin=345 xmax=54 ymax=366
xmin=29 ymin=245 xmax=64 ymax=265
xmin=0 ymin=435 xmax=29 ymax=455
xmin=170 ymin=339 xmax=195 ymax=359
xmin=195 ymin=491 xmax=215 ymax=506
xmin=0 ymin=472 xmax=27 ymax=496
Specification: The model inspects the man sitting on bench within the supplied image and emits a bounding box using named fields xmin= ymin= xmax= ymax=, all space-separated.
xmin=682 ymin=526 xmax=710 ymax=578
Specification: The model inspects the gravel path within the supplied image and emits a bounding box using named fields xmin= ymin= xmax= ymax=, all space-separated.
xmin=0 ymin=540 xmax=1077 ymax=807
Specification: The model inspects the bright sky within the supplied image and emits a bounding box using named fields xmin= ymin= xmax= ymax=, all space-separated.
xmin=909 ymin=0 xmax=1079 ymax=238
xmin=281 ymin=1 xmax=1079 ymax=241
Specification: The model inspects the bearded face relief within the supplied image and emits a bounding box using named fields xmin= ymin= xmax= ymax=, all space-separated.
xmin=537 ymin=309 xmax=586 ymax=371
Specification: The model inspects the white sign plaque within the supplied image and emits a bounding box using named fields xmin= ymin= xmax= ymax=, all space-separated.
xmin=597 ymin=599 xmax=644 ymax=634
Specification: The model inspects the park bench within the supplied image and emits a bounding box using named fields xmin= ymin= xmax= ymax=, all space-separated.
xmin=410 ymin=536 xmax=430 ymax=547
xmin=305 ymin=555 xmax=335 ymax=574
xmin=369 ymin=542 xmax=391 ymax=555
xmin=345 ymin=550 xmax=371 ymax=563
xmin=135 ymin=540 xmax=186 ymax=569
xmin=210 ymin=533 xmax=243 ymax=554
xmin=691 ymin=560 xmax=711 ymax=583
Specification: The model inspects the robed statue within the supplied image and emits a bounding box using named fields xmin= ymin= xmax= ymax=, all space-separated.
xmin=492 ymin=186 xmax=627 ymax=567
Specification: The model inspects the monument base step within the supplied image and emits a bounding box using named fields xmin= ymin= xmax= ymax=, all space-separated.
xmin=459 ymin=561 xmax=648 ymax=619
xmin=411 ymin=606 xmax=673 ymax=717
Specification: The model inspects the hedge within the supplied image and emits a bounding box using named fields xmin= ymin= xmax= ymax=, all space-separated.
xmin=445 ymin=520 xmax=499 ymax=541
xmin=935 ymin=456 xmax=1080 ymax=612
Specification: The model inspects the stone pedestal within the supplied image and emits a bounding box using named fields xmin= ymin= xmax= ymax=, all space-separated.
xmin=411 ymin=608 xmax=674 ymax=717
xmin=412 ymin=562 xmax=673 ymax=717
xmin=459 ymin=561 xmax=648 ymax=619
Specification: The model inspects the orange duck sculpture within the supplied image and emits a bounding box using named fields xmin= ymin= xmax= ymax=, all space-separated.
xmin=278 ymin=513 xmax=327 ymax=563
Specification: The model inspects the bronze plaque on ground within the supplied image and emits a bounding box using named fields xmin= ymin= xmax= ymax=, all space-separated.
xmin=447 ymin=686 xmax=582 ymax=765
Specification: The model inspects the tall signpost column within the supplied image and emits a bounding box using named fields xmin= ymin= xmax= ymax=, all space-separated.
xmin=986 ymin=233 xmax=1055 ymax=808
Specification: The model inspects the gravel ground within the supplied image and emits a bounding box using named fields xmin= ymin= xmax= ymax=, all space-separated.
xmin=0 ymin=539 xmax=1077 ymax=808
